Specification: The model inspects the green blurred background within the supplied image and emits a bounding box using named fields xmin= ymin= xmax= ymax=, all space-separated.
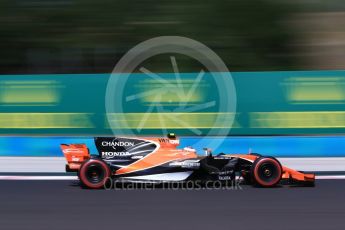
xmin=0 ymin=0 xmax=345 ymax=137
xmin=1 ymin=0 xmax=345 ymax=74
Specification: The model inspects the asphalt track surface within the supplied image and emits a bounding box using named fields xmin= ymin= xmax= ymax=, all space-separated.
xmin=0 ymin=180 xmax=344 ymax=230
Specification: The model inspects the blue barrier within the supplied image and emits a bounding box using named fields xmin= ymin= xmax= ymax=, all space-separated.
xmin=0 ymin=136 xmax=344 ymax=157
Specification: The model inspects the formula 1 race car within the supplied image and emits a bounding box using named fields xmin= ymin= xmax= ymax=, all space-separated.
xmin=61 ymin=134 xmax=315 ymax=189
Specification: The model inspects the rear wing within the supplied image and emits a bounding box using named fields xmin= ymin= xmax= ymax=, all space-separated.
xmin=61 ymin=144 xmax=90 ymax=172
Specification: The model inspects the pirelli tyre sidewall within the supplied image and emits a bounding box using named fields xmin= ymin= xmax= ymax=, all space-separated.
xmin=251 ymin=157 xmax=282 ymax=187
xmin=79 ymin=159 xmax=111 ymax=189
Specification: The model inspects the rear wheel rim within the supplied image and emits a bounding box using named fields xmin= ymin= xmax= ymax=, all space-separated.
xmin=85 ymin=163 xmax=106 ymax=184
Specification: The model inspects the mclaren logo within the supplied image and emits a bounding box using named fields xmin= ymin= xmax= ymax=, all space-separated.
xmin=102 ymin=140 xmax=135 ymax=149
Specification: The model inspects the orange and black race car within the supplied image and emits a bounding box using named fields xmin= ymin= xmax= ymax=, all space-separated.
xmin=61 ymin=133 xmax=315 ymax=189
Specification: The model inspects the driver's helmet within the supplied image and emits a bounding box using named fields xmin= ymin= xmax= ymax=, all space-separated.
xmin=167 ymin=133 xmax=179 ymax=145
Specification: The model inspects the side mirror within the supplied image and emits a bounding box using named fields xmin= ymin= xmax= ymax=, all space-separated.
xmin=203 ymin=148 xmax=212 ymax=156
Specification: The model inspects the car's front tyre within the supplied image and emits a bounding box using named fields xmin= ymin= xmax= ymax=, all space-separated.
xmin=251 ymin=157 xmax=282 ymax=187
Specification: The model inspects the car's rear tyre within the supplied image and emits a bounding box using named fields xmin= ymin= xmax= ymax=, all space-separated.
xmin=79 ymin=159 xmax=111 ymax=189
xmin=251 ymin=157 xmax=282 ymax=187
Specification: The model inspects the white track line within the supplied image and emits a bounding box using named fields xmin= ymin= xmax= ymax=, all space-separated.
xmin=316 ymin=175 xmax=345 ymax=180
xmin=1 ymin=157 xmax=345 ymax=173
xmin=0 ymin=176 xmax=78 ymax=180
